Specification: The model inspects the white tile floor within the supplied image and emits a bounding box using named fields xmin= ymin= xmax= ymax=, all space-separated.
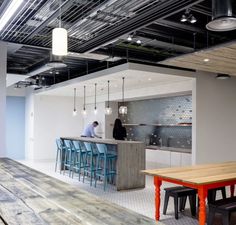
xmin=17 ymin=160 xmax=234 ymax=225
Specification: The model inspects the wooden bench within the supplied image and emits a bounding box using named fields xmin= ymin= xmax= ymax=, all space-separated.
xmin=0 ymin=158 xmax=162 ymax=225
xmin=208 ymin=196 xmax=236 ymax=225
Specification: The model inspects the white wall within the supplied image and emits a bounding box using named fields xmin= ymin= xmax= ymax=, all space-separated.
xmin=82 ymin=102 xmax=106 ymax=138
xmin=25 ymin=89 xmax=35 ymax=160
xmin=193 ymin=71 xmax=236 ymax=164
xmin=0 ymin=42 xmax=7 ymax=157
xmin=26 ymin=94 xmax=83 ymax=160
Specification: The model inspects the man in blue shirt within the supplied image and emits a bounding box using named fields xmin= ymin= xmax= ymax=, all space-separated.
xmin=81 ymin=121 xmax=101 ymax=138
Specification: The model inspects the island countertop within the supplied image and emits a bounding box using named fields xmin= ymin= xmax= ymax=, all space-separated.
xmin=62 ymin=136 xmax=143 ymax=145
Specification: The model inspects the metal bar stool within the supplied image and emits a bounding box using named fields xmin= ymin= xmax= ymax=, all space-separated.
xmin=55 ymin=138 xmax=66 ymax=173
xmin=71 ymin=140 xmax=87 ymax=180
xmin=63 ymin=139 xmax=74 ymax=177
xmin=82 ymin=141 xmax=99 ymax=186
xmin=95 ymin=143 xmax=117 ymax=191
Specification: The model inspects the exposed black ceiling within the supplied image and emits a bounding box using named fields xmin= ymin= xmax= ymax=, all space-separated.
xmin=1 ymin=0 xmax=236 ymax=88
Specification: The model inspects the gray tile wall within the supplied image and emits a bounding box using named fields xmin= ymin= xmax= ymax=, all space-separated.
xmin=118 ymin=95 xmax=192 ymax=149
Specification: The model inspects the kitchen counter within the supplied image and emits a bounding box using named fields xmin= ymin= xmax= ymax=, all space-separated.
xmin=146 ymin=145 xmax=191 ymax=154
xmin=62 ymin=137 xmax=146 ymax=191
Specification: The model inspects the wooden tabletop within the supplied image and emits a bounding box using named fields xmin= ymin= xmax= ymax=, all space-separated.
xmin=0 ymin=158 xmax=158 ymax=225
xmin=143 ymin=161 xmax=236 ymax=185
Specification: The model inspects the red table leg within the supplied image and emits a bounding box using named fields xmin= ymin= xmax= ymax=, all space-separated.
xmin=154 ymin=176 xmax=162 ymax=221
xmin=198 ymin=186 xmax=207 ymax=225
xmin=230 ymin=185 xmax=235 ymax=197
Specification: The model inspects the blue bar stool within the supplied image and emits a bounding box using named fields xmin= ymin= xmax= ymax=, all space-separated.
xmin=71 ymin=140 xmax=87 ymax=180
xmin=63 ymin=139 xmax=74 ymax=177
xmin=82 ymin=141 xmax=98 ymax=186
xmin=95 ymin=143 xmax=117 ymax=191
xmin=55 ymin=138 xmax=66 ymax=173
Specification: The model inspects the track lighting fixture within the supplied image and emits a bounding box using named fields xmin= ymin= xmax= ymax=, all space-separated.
xmin=127 ymin=35 xmax=132 ymax=41
xmin=180 ymin=9 xmax=197 ymax=24
xmin=136 ymin=39 xmax=142 ymax=44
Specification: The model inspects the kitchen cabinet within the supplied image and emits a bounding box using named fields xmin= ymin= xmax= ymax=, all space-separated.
xmin=146 ymin=148 xmax=192 ymax=168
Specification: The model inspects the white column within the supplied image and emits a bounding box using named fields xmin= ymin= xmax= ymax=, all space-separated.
xmin=194 ymin=71 xmax=236 ymax=164
xmin=0 ymin=41 xmax=7 ymax=157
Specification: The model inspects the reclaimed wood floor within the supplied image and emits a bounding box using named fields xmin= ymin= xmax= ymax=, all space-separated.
xmin=0 ymin=158 xmax=159 ymax=225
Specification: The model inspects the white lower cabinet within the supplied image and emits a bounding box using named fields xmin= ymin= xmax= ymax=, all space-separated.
xmin=146 ymin=149 xmax=192 ymax=168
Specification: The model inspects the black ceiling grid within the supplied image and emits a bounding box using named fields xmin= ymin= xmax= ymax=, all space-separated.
xmin=0 ymin=0 xmax=235 ymax=89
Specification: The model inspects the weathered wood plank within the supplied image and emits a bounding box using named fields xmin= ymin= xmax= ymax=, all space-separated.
xmin=0 ymin=158 xmax=159 ymax=225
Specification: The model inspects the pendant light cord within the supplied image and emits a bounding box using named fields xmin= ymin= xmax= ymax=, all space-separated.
xmin=83 ymin=85 xmax=86 ymax=110
xmin=73 ymin=88 xmax=76 ymax=110
xmin=107 ymin=80 xmax=110 ymax=108
xmin=122 ymin=77 xmax=125 ymax=103
xmin=94 ymin=83 xmax=97 ymax=110
xmin=59 ymin=0 xmax=62 ymax=28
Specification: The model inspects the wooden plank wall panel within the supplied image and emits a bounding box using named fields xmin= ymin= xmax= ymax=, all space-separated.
xmin=0 ymin=158 xmax=158 ymax=225
xmin=160 ymin=41 xmax=236 ymax=76
xmin=117 ymin=142 xmax=145 ymax=190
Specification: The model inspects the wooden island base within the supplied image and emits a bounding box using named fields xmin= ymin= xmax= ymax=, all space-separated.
xmin=0 ymin=158 xmax=159 ymax=225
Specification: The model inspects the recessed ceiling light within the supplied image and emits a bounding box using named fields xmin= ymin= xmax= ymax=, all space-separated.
xmin=136 ymin=39 xmax=141 ymax=44
xmin=203 ymin=58 xmax=210 ymax=62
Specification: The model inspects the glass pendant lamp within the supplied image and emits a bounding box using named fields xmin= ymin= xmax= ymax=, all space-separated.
xmin=119 ymin=77 xmax=128 ymax=115
xmin=52 ymin=0 xmax=68 ymax=56
xmin=105 ymin=80 xmax=112 ymax=115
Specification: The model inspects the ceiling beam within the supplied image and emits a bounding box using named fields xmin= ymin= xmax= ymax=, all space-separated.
xmin=76 ymin=0 xmax=205 ymax=53
xmin=21 ymin=0 xmax=74 ymax=42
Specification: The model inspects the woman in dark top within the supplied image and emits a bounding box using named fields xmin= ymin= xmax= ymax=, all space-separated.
xmin=113 ymin=118 xmax=127 ymax=140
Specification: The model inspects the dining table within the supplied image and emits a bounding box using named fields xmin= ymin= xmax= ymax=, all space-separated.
xmin=143 ymin=161 xmax=236 ymax=225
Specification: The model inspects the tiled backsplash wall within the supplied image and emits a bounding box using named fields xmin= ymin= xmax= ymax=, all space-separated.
xmin=118 ymin=95 xmax=192 ymax=149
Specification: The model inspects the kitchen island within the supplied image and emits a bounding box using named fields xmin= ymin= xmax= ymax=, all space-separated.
xmin=61 ymin=137 xmax=146 ymax=191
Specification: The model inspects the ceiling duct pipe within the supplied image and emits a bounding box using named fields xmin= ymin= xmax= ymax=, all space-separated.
xmin=206 ymin=0 xmax=236 ymax=31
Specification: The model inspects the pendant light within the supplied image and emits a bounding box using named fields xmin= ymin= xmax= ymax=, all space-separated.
xmin=119 ymin=77 xmax=128 ymax=115
xmin=94 ymin=83 xmax=97 ymax=115
xmin=52 ymin=0 xmax=68 ymax=56
xmin=82 ymin=85 xmax=87 ymax=116
xmin=72 ymin=88 xmax=77 ymax=116
xmin=105 ymin=80 xmax=112 ymax=115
